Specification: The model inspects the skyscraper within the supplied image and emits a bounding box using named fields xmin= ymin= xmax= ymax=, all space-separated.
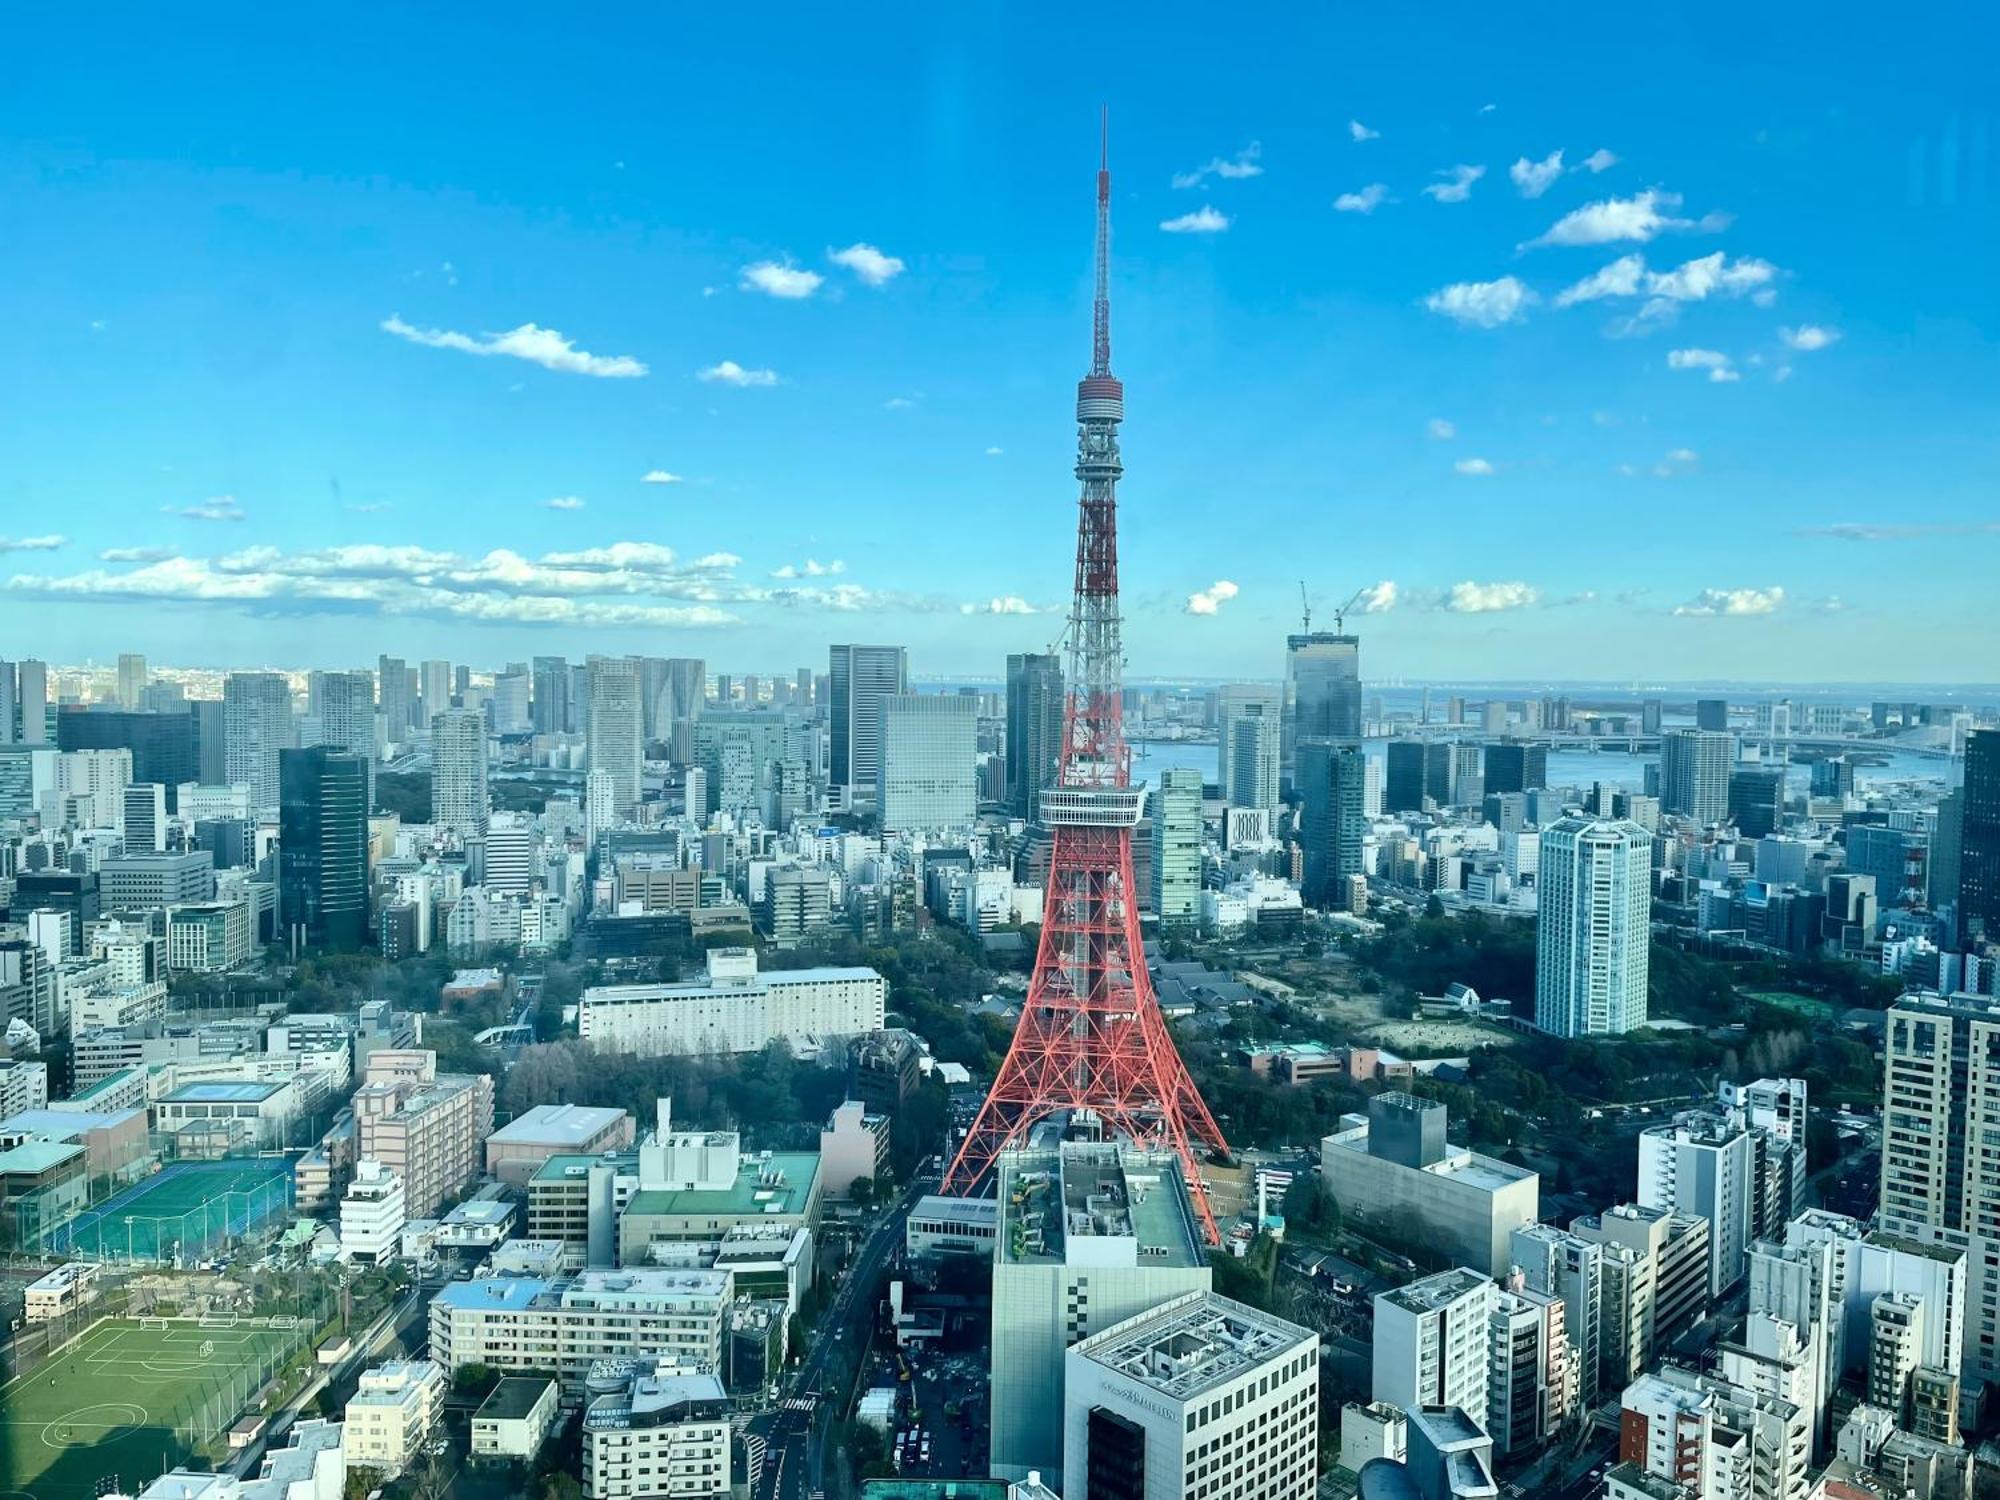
xmin=1660 ymin=728 xmax=1735 ymax=824
xmin=1217 ymin=685 xmax=1279 ymax=814
xmin=116 ymin=653 xmax=147 ymax=710
xmin=1151 ymin=766 xmax=1203 ymax=928
xmin=1283 ymin=631 xmax=1361 ymax=784
xmin=1963 ymin=730 xmax=2000 ymax=946
xmin=55 ymin=709 xmax=195 ymax=808
xmin=1696 ymin=698 xmax=1730 ymax=731
xmin=378 ymin=655 xmax=414 ymax=740
xmin=1537 ymin=816 xmax=1652 ymax=1038
xmin=0 ymin=660 xmax=15 ymax=745
xmin=586 ymin=656 xmax=643 ymax=823
xmin=1298 ymin=739 xmax=1366 ymax=909
xmin=223 ymin=671 xmax=294 ymax=811
xmin=122 ymin=782 xmax=167 ymax=853
xmin=828 ymin=644 xmax=907 ymax=810
xmin=1004 ymin=652 xmax=1064 ymax=822
xmin=278 ymin=745 xmax=368 ymax=953
xmin=420 ymin=659 xmax=453 ymax=721
xmin=876 ymin=694 xmax=976 ymax=831
xmin=431 ymin=708 xmax=489 ymax=839
xmin=1384 ymin=738 xmax=1431 ymax=813
xmin=1483 ymin=741 xmax=1549 ymax=796
xmin=1727 ymin=765 xmax=1787 ymax=840
xmin=16 ymin=659 xmax=48 ymax=743
xmin=309 ymin=669 xmax=378 ymax=803
xmin=531 ymin=655 xmax=571 ymax=734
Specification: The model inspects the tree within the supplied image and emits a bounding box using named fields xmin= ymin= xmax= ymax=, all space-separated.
xmin=848 ymin=1175 xmax=876 ymax=1206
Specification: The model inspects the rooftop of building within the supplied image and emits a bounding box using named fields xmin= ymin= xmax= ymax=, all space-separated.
xmin=1074 ymin=1291 xmax=1313 ymax=1402
xmin=475 ymin=1376 xmax=556 ymax=1423
xmin=1863 ymin=1228 xmax=1967 ymax=1265
xmin=490 ymin=1102 xmax=629 ymax=1145
xmin=909 ymin=1194 xmax=999 ymax=1226
xmin=1324 ymin=1116 xmax=1537 ymax=1191
xmin=0 ymin=1105 xmax=141 ymax=1135
xmin=1600 ymin=1463 xmax=1690 ymax=1500
xmin=582 ymin=1365 xmax=728 ymax=1430
xmin=159 ymin=1080 xmax=285 ymax=1104
xmin=442 ymin=1199 xmax=514 ymax=1228
xmin=0 ymin=1141 xmax=87 ymax=1174
xmin=860 ymin=1483 xmax=1010 ymax=1500
xmin=1378 ymin=1267 xmax=1494 ymax=1315
xmin=995 ymin=1141 xmax=1205 ymax=1269
xmin=621 ymin=1150 xmax=820 ymax=1221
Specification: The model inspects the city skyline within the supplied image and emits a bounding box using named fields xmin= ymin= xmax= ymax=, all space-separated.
xmin=4 ymin=6 xmax=1996 ymax=682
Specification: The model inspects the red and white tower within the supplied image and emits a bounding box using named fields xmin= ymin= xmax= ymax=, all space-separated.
xmin=942 ymin=119 xmax=1229 ymax=1242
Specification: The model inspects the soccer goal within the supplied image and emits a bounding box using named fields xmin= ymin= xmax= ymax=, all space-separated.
xmin=199 ymin=1311 xmax=239 ymax=1329
xmin=140 ymin=1316 xmax=170 ymax=1331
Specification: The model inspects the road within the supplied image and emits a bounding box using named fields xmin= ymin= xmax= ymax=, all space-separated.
xmin=750 ymin=1173 xmax=935 ymax=1500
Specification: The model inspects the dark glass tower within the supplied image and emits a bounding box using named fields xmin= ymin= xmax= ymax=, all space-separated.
xmin=1964 ymin=730 xmax=2000 ymax=946
xmin=278 ymin=746 xmax=369 ymax=953
xmin=1004 ymin=652 xmax=1064 ymax=822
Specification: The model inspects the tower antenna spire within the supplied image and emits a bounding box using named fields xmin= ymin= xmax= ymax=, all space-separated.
xmin=1093 ymin=106 xmax=1112 ymax=377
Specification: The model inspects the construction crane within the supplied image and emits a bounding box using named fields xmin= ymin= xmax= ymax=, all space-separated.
xmin=1299 ymin=582 xmax=1371 ymax=635
xmin=1298 ymin=581 xmax=1311 ymax=633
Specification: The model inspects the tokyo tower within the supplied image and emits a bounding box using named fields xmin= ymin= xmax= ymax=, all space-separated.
xmin=942 ymin=117 xmax=1229 ymax=1242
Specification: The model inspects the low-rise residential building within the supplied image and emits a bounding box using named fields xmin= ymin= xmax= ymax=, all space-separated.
xmin=577 ymin=946 xmax=885 ymax=1058
xmin=429 ymin=1270 xmax=733 ymax=1390
xmin=471 ymin=1376 xmax=561 ymax=1463
xmin=340 ymin=1160 xmax=405 ymax=1264
xmin=343 ymin=1359 xmax=445 ymax=1476
xmin=581 ymin=1361 xmax=731 ymax=1500
xmin=353 ymin=1050 xmax=494 ymax=1218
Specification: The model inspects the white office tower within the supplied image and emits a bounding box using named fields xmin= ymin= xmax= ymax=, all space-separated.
xmin=1151 ymin=766 xmax=1203 ymax=928
xmin=122 ymin=782 xmax=167 ymax=853
xmin=431 ymin=708 xmax=490 ymax=838
xmin=875 ymin=693 xmax=976 ymax=831
xmin=684 ymin=766 xmax=708 ymax=825
xmin=1062 ymin=1291 xmax=1318 ymax=1500
xmin=988 ymin=1142 xmax=1213 ymax=1481
xmin=1372 ymin=1268 xmax=1498 ymax=1432
xmin=481 ymin=812 xmax=536 ymax=894
xmin=59 ymin=746 xmax=133 ymax=829
xmin=116 ymin=653 xmax=147 ymax=709
xmin=1217 ymin=684 xmax=1280 ymax=814
xmin=1638 ymin=1112 xmax=1753 ymax=1300
xmin=586 ymin=656 xmax=643 ymax=822
xmin=582 ymin=1361 xmax=731 ymax=1500
xmin=1509 ymin=1224 xmax=1604 ymax=1409
xmin=1619 ymin=1366 xmax=1811 ymax=1500
xmin=1535 ymin=816 xmax=1651 ymax=1037
xmin=1487 ymin=1281 xmax=1570 ymax=1457
xmin=489 ymin=670 xmax=531 ymax=735
xmin=223 ymin=670 xmax=294 ymax=811
xmin=340 ymin=1159 xmax=406 ymax=1264
xmin=1783 ymin=1208 xmax=1967 ymax=1403
xmin=828 ymin=643 xmax=907 ymax=811
xmin=420 ymin=659 xmax=453 ymax=720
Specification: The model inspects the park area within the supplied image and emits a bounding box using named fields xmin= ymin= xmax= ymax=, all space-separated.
xmin=45 ymin=1159 xmax=293 ymax=1263
xmin=0 ymin=1316 xmax=310 ymax=1500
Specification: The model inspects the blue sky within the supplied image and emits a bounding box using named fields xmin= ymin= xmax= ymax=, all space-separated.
xmin=2 ymin=3 xmax=1996 ymax=684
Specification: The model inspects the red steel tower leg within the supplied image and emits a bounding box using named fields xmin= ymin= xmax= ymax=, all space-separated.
xmin=943 ymin=115 xmax=1229 ymax=1243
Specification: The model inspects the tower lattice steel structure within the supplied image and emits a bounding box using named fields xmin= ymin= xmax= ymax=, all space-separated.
xmin=941 ymin=120 xmax=1228 ymax=1242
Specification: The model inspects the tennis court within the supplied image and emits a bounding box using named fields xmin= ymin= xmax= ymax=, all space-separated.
xmin=45 ymin=1159 xmax=293 ymax=1262
xmin=0 ymin=1317 xmax=306 ymax=1500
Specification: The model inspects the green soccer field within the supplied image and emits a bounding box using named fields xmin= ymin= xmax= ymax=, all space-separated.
xmin=0 ymin=1319 xmax=304 ymax=1500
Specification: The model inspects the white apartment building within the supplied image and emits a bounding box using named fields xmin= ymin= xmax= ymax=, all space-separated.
xmin=428 ymin=1269 xmax=732 ymax=1390
xmin=1372 ymin=1268 xmax=1498 ymax=1432
xmin=1639 ymin=1113 xmax=1754 ymax=1300
xmin=1536 ymin=816 xmax=1652 ymax=1037
xmin=1510 ymin=1223 xmax=1604 ymax=1408
xmin=1062 ymin=1292 xmax=1319 ymax=1500
xmin=578 ymin=947 xmax=885 ymax=1058
xmin=1619 ymin=1365 xmax=1811 ymax=1500
xmin=582 ymin=1362 xmax=731 ymax=1500
xmin=340 ymin=1160 xmax=406 ymax=1264
xmin=1489 ymin=1283 xmax=1571 ymax=1457
xmin=344 ymin=1359 xmax=445 ymax=1475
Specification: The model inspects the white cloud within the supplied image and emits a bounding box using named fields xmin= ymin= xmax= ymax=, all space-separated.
xmin=740 ymin=260 xmax=823 ymax=299
xmin=1510 ymin=150 xmax=1565 ymax=198
xmin=1334 ymin=184 xmax=1391 ymax=215
xmin=1799 ymin=521 xmax=2000 ymax=541
xmin=1556 ymin=252 xmax=1778 ymax=333
xmin=1427 ymin=418 xmax=1456 ymax=440
xmin=959 ymin=595 xmax=1041 ymax=616
xmin=1579 ymin=148 xmax=1618 ymax=174
xmin=641 ymin=470 xmax=684 ymax=485
xmin=1349 ymin=120 xmax=1380 ymax=142
xmin=1524 ymin=189 xmax=1706 ymax=248
xmin=543 ymin=496 xmax=586 ymax=511
xmin=1646 ymin=252 xmax=1778 ymax=302
xmin=1160 ymin=206 xmax=1230 ymax=234
xmin=698 ymin=360 xmax=778 ymax=387
xmin=828 ymin=243 xmax=906 ymax=286
xmin=166 ymin=496 xmax=247 ymax=522
xmin=1445 ymin=580 xmax=1540 ymax=613
xmin=1667 ymin=348 xmax=1740 ymax=382
xmin=883 ymin=396 xmax=917 ymax=411
xmin=1781 ymin=324 xmax=1841 ymax=352
xmin=0 ymin=535 xmax=66 ymax=553
xmin=984 ymin=446 xmax=1005 ymax=457
xmin=1172 ymin=143 xmax=1263 ymax=189
xmin=1674 ymin=586 xmax=1785 ymax=617
xmin=99 ymin=546 xmax=175 ymax=563
xmin=1355 ymin=580 xmax=1398 ymax=613
xmin=1454 ymin=457 xmax=1496 ymax=476
xmin=1185 ymin=579 xmax=1241 ymax=616
xmin=1555 ymin=253 xmax=1647 ymax=306
xmin=771 ymin=559 xmax=846 ymax=579
xmin=1423 ymin=164 xmax=1486 ymax=203
xmin=380 ymin=315 xmax=647 ymax=377
xmin=1664 ymin=447 xmax=1700 ymax=464
xmin=1424 ymin=276 xmax=1535 ymax=328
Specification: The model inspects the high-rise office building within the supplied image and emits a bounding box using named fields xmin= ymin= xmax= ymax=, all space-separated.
xmin=1696 ymin=698 xmax=1730 ymax=731
xmin=1298 ymin=739 xmax=1366 ymax=909
xmin=1217 ymin=684 xmax=1280 ymax=814
xmin=1004 ymin=653 xmax=1064 ymax=822
xmin=1660 ymin=728 xmax=1735 ymax=825
xmin=223 ymin=670 xmax=294 ymax=811
xmin=586 ymin=656 xmax=643 ymax=823
xmin=0 ymin=660 xmax=15 ymax=745
xmin=828 ymin=644 xmax=907 ymax=810
xmin=431 ymin=709 xmax=490 ymax=839
xmin=187 ymin=697 xmax=226 ymax=783
xmin=377 ymin=655 xmax=414 ymax=739
xmin=1728 ymin=766 xmax=1787 ymax=840
xmin=1151 ymin=766 xmax=1203 ymax=929
xmin=1483 ymin=741 xmax=1549 ymax=796
xmin=309 ymin=668 xmax=378 ymax=804
xmin=122 ymin=782 xmax=167 ymax=853
xmin=420 ymin=659 xmax=453 ymax=721
xmin=1536 ymin=817 xmax=1651 ymax=1038
xmin=875 ymin=694 xmax=976 ymax=831
xmin=116 ymin=653 xmax=147 ymax=710
xmin=1384 ymin=738 xmax=1433 ymax=813
xmin=278 ymin=745 xmax=369 ymax=952
xmin=16 ymin=659 xmax=48 ymax=743
xmin=1283 ymin=631 xmax=1361 ymax=784
xmin=1963 ymin=730 xmax=2000 ymax=946
xmin=531 ymin=655 xmax=571 ymax=735
xmin=55 ymin=708 xmax=195 ymax=808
